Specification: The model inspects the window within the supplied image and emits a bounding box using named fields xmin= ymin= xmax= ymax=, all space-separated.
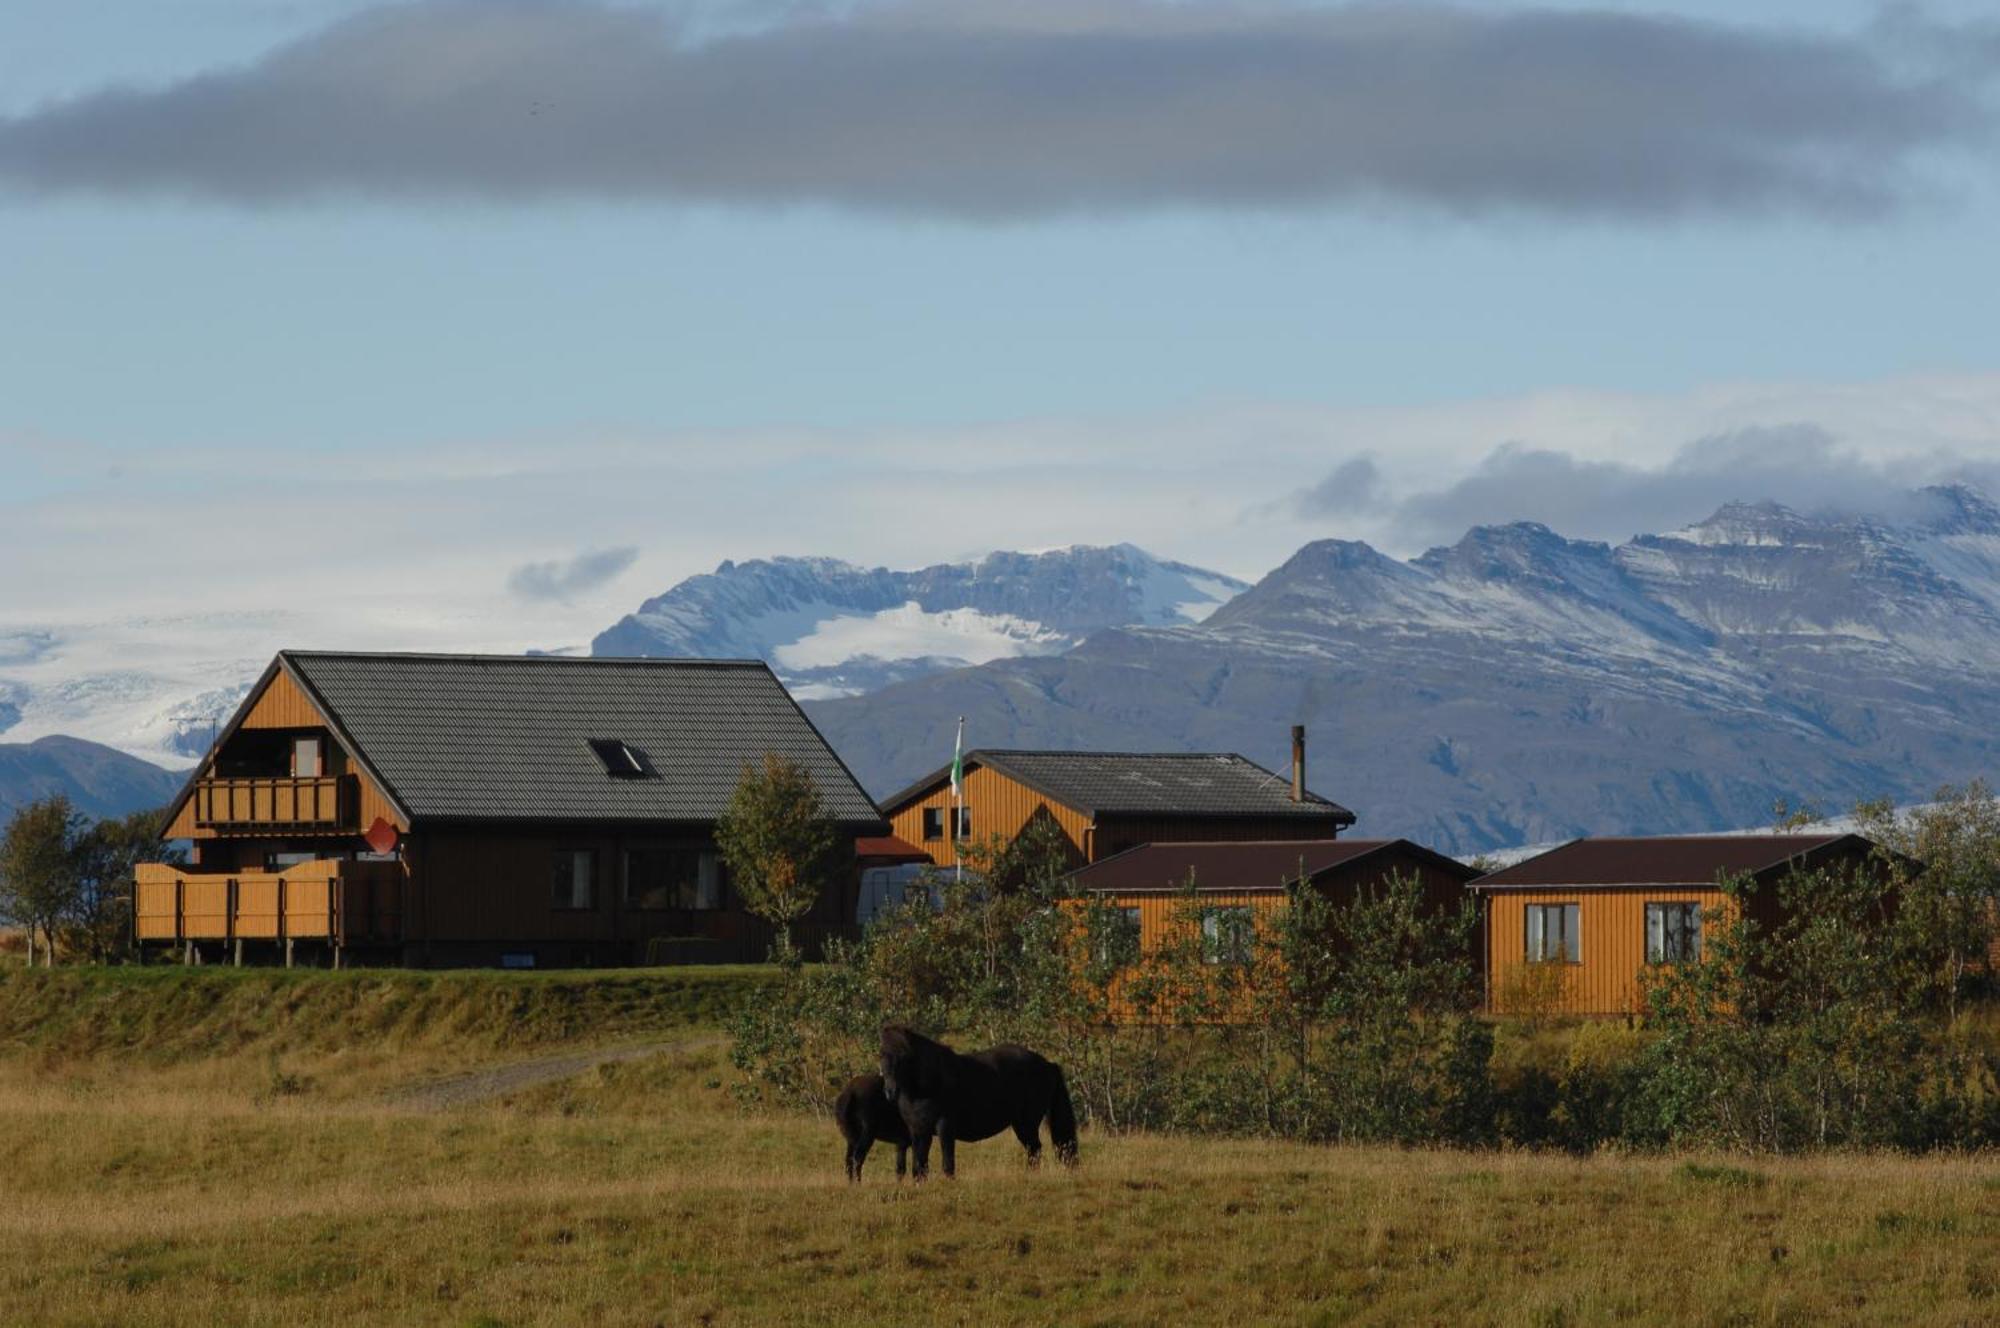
xmin=1525 ymin=903 xmax=1580 ymax=963
xmin=624 ymin=847 xmax=726 ymax=910
xmin=1201 ymin=906 xmax=1255 ymax=966
xmin=553 ymin=849 xmax=596 ymax=910
xmin=1094 ymin=905 xmax=1142 ymax=966
xmin=1646 ymin=902 xmax=1703 ymax=964
xmin=587 ymin=738 xmax=653 ymax=779
xmin=292 ymin=736 xmax=322 ymax=778
xmin=920 ymin=806 xmax=969 ymax=840
xmin=267 ymin=851 xmax=318 ymax=871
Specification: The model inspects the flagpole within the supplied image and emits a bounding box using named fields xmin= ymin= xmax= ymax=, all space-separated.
xmin=952 ymin=716 xmax=965 ymax=885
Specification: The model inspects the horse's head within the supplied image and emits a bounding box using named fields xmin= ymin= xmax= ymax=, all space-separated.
xmin=879 ymin=1024 xmax=920 ymax=1103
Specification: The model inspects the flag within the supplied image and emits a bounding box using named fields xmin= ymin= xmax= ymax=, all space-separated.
xmin=949 ymin=717 xmax=965 ymax=809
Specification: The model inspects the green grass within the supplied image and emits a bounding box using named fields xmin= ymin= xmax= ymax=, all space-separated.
xmin=0 ymin=964 xmax=777 ymax=1064
xmin=3 ymin=968 xmax=1998 ymax=1324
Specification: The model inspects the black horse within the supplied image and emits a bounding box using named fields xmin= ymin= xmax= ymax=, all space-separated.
xmin=879 ymin=1025 xmax=1079 ymax=1180
xmin=834 ymin=1072 xmax=910 ymax=1183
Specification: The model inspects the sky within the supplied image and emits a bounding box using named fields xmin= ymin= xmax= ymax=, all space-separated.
xmin=2 ymin=0 xmax=1999 ymax=656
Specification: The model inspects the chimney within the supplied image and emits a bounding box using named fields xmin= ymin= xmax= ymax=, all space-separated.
xmin=1290 ymin=725 xmax=1306 ymax=802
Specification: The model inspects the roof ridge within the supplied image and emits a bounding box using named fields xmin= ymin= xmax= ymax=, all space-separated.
xmin=281 ymin=649 xmax=770 ymax=667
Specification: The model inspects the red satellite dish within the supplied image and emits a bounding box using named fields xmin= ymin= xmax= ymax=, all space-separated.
xmin=364 ymin=817 xmax=399 ymax=855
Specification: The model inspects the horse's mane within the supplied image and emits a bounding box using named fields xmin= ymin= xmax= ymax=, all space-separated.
xmin=881 ymin=1024 xmax=951 ymax=1058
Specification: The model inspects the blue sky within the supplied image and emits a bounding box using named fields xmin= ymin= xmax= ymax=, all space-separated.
xmin=2 ymin=0 xmax=1998 ymax=650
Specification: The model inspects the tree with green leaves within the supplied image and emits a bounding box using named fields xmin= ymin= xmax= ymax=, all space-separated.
xmin=715 ymin=753 xmax=841 ymax=965
xmin=69 ymin=807 xmax=178 ymax=964
xmin=0 ymin=795 xmax=85 ymax=967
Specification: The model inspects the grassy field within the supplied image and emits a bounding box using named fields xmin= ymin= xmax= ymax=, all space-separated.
xmin=1 ymin=968 xmax=1996 ymax=1326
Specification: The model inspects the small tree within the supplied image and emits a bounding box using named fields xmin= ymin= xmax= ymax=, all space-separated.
xmin=0 ymin=796 xmax=84 ymax=967
xmin=69 ymin=807 xmax=177 ymax=964
xmin=715 ymin=753 xmax=840 ymax=965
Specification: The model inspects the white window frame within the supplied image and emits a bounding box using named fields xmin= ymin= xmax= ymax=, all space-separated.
xmin=1645 ymin=901 xmax=1703 ymax=964
xmin=1525 ymin=902 xmax=1580 ymax=963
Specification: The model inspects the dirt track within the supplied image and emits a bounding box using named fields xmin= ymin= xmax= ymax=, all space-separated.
xmin=389 ymin=1035 xmax=722 ymax=1110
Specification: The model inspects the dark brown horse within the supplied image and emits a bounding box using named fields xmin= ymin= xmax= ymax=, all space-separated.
xmin=879 ymin=1025 xmax=1079 ymax=1180
xmin=834 ymin=1072 xmax=910 ymax=1182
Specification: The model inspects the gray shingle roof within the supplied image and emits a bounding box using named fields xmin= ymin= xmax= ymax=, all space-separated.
xmin=280 ymin=651 xmax=883 ymax=828
xmin=884 ymin=749 xmax=1355 ymax=823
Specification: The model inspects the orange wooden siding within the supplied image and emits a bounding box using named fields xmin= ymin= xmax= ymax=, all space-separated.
xmin=887 ymin=764 xmax=1093 ymax=867
xmin=134 ymin=860 xmax=403 ymax=944
xmin=163 ymin=666 xmax=406 ymax=839
xmin=1483 ymin=887 xmax=1727 ymax=1017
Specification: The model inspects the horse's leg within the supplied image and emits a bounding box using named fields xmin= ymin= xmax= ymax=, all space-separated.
xmin=895 ymin=1142 xmax=908 ymax=1180
xmin=911 ymin=1128 xmax=933 ymax=1181
xmin=1012 ymin=1118 xmax=1043 ymax=1169
xmin=847 ymin=1135 xmax=871 ymax=1184
xmin=939 ymin=1125 xmax=957 ymax=1180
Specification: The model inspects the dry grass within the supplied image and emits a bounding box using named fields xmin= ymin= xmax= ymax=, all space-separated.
xmin=1 ymin=1029 xmax=1996 ymax=1327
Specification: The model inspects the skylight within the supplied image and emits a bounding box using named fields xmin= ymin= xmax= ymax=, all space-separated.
xmin=587 ymin=738 xmax=653 ymax=779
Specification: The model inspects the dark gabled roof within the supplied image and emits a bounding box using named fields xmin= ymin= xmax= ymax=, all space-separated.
xmin=1071 ymin=838 xmax=1475 ymax=894
xmin=169 ymin=651 xmax=884 ymax=830
xmin=1472 ymin=834 xmax=1875 ymax=890
xmin=883 ymin=749 xmax=1355 ymax=824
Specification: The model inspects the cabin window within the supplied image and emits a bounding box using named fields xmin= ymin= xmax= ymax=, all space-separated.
xmin=920 ymin=806 xmax=969 ymax=841
xmin=1646 ymin=902 xmax=1703 ymax=964
xmin=266 ymin=851 xmax=318 ymax=871
xmin=292 ymin=736 xmax=322 ymax=778
xmin=1093 ymin=905 xmax=1143 ymax=967
xmin=1525 ymin=903 xmax=1580 ymax=963
xmin=625 ymin=848 xmax=726 ymax=910
xmin=1201 ymin=906 xmax=1255 ymax=966
xmin=552 ymin=849 xmax=597 ymax=910
xmin=587 ymin=738 xmax=653 ymax=779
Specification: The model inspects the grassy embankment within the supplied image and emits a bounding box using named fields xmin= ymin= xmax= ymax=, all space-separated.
xmin=0 ymin=966 xmax=1996 ymax=1326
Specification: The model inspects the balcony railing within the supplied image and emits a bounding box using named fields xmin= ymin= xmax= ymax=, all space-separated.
xmin=134 ymin=860 xmax=402 ymax=946
xmin=193 ymin=775 xmax=354 ymax=832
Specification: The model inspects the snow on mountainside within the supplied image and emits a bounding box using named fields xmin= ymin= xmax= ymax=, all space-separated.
xmin=591 ymin=544 xmax=1248 ymax=697
xmin=807 ymin=485 xmax=2000 ymax=856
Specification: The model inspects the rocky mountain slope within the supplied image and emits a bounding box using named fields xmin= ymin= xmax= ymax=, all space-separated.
xmin=806 ymin=486 xmax=2000 ymax=854
xmin=0 ymin=735 xmax=183 ymax=823
xmin=591 ymin=544 xmax=1246 ymax=697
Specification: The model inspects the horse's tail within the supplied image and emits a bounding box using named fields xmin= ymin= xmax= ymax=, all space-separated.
xmin=1047 ymin=1063 xmax=1080 ymax=1167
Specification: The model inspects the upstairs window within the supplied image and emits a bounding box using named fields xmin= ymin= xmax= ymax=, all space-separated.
xmin=920 ymin=806 xmax=971 ymax=841
xmin=587 ymin=738 xmax=653 ymax=779
xmin=1201 ymin=906 xmax=1255 ymax=966
xmin=1525 ymin=903 xmax=1581 ymax=963
xmin=553 ymin=849 xmax=597 ymax=910
xmin=1646 ymin=902 xmax=1703 ymax=964
xmin=292 ymin=736 xmax=322 ymax=779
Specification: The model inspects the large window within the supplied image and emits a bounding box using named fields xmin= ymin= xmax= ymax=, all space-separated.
xmin=292 ymin=736 xmax=322 ymax=778
xmin=920 ymin=807 xmax=971 ymax=841
xmin=552 ymin=849 xmax=596 ymax=910
xmin=1525 ymin=903 xmax=1580 ymax=963
xmin=624 ymin=847 xmax=726 ymax=910
xmin=1646 ymin=902 xmax=1703 ymax=964
xmin=1201 ymin=906 xmax=1255 ymax=966
xmin=1094 ymin=905 xmax=1142 ymax=967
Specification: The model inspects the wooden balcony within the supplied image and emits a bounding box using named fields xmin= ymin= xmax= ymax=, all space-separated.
xmin=192 ymin=775 xmax=354 ymax=833
xmin=135 ymin=860 xmax=402 ymax=947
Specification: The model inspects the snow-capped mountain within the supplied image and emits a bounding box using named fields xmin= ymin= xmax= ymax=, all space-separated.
xmin=591 ymin=544 xmax=1248 ymax=697
xmin=806 ymin=485 xmax=2000 ymax=855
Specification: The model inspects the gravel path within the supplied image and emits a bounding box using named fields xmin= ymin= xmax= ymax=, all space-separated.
xmin=388 ymin=1035 xmax=722 ymax=1110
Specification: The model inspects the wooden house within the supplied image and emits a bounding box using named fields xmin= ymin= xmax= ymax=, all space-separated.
xmin=1069 ymin=837 xmax=1479 ymax=965
xmin=137 ymin=651 xmax=886 ymax=967
xmin=1473 ymin=834 xmax=1887 ymax=1017
xmin=879 ymin=738 xmax=1355 ymax=871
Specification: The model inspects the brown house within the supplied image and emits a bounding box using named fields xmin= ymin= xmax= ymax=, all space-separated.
xmin=1473 ymin=834 xmax=1887 ymax=1017
xmin=138 ymin=651 xmax=886 ymax=967
xmin=1070 ymin=837 xmax=1479 ymax=964
xmin=880 ymin=741 xmax=1356 ymax=871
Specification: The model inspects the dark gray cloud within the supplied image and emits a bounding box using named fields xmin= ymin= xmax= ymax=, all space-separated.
xmin=508 ymin=545 xmax=638 ymax=600
xmin=1390 ymin=426 xmax=1988 ymax=547
xmin=0 ymin=1 xmax=1989 ymax=218
xmin=1292 ymin=455 xmax=1384 ymax=516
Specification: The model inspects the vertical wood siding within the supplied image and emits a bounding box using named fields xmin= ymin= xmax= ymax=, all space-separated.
xmin=886 ymin=765 xmax=1093 ymax=866
xmin=1483 ymin=887 xmax=1729 ymax=1017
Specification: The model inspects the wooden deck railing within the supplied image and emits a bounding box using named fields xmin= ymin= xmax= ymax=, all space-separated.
xmin=193 ymin=775 xmax=354 ymax=831
xmin=134 ymin=860 xmax=402 ymax=946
